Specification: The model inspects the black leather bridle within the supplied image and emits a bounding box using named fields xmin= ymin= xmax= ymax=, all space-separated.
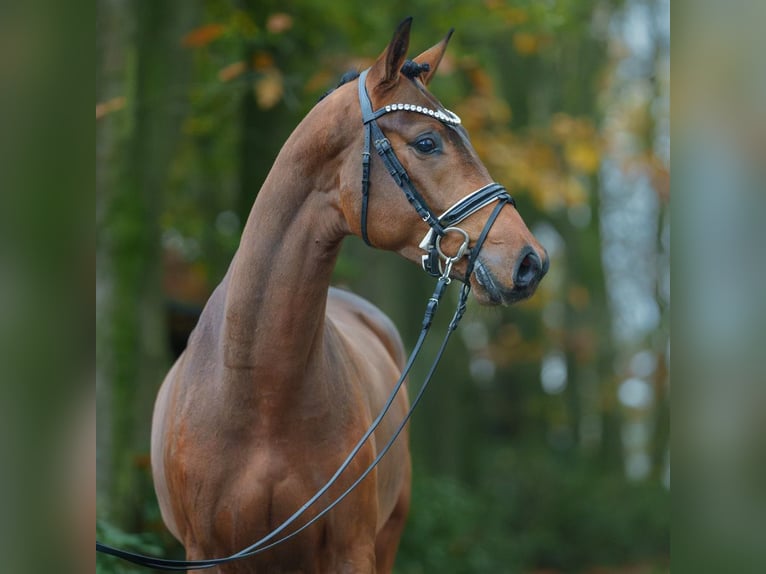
xmin=357 ymin=67 xmax=514 ymax=278
xmin=96 ymin=66 xmax=515 ymax=570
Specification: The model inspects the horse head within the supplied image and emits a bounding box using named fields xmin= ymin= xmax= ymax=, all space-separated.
xmin=323 ymin=18 xmax=549 ymax=305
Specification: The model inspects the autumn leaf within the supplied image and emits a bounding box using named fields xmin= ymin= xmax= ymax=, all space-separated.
xmin=267 ymin=13 xmax=293 ymax=34
xmin=563 ymin=176 xmax=588 ymax=207
xmin=182 ymin=23 xmax=225 ymax=48
xmin=252 ymin=51 xmax=274 ymax=71
xmin=254 ymin=69 xmax=283 ymax=109
xmin=467 ymin=67 xmax=494 ymax=96
xmin=565 ymin=141 xmax=601 ymax=174
xmin=218 ymin=61 xmax=246 ymax=83
xmin=96 ymin=96 xmax=126 ymax=119
xmin=513 ymin=32 xmax=539 ymax=55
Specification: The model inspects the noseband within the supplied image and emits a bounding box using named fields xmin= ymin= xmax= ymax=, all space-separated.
xmin=357 ymin=67 xmax=515 ymax=279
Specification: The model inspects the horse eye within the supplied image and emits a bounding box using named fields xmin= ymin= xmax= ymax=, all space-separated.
xmin=414 ymin=136 xmax=438 ymax=154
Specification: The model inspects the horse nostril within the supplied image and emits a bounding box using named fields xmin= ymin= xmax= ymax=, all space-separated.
xmin=514 ymin=250 xmax=542 ymax=288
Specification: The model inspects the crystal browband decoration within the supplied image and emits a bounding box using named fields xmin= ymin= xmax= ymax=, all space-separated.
xmin=383 ymin=103 xmax=461 ymax=126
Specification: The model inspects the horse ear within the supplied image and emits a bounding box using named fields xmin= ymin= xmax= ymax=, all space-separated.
xmin=412 ymin=28 xmax=454 ymax=85
xmin=369 ymin=17 xmax=412 ymax=89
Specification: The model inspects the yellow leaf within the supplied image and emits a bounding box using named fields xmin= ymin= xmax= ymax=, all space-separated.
xmin=565 ymin=141 xmax=601 ymax=174
xmin=551 ymin=113 xmax=576 ymax=140
xmin=513 ymin=33 xmax=539 ymax=55
xmin=563 ymin=176 xmax=588 ymax=206
xmin=254 ymin=69 xmax=283 ymax=109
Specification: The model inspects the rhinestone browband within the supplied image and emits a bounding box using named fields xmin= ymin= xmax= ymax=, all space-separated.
xmin=382 ymin=103 xmax=461 ymax=126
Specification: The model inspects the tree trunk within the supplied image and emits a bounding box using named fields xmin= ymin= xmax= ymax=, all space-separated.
xmin=96 ymin=0 xmax=195 ymax=530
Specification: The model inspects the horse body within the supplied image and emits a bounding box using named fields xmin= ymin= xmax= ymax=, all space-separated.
xmin=152 ymin=285 xmax=409 ymax=573
xmin=151 ymin=86 xmax=411 ymax=572
xmin=151 ymin=19 xmax=548 ymax=573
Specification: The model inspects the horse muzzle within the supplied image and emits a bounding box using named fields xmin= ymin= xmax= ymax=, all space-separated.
xmin=473 ymin=247 xmax=549 ymax=306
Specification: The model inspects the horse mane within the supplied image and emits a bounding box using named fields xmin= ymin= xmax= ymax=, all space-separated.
xmin=400 ymin=60 xmax=430 ymax=79
xmin=318 ymin=70 xmax=361 ymax=102
xmin=317 ymin=60 xmax=431 ymax=103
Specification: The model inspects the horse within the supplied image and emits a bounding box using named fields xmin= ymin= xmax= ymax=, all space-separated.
xmin=150 ymin=18 xmax=548 ymax=573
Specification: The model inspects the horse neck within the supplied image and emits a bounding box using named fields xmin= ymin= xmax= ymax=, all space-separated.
xmin=220 ymin=108 xmax=350 ymax=383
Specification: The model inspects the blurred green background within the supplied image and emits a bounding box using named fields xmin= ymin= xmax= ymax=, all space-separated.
xmin=96 ymin=0 xmax=669 ymax=572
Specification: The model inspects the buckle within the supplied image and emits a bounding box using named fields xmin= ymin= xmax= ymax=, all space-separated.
xmin=421 ymin=251 xmax=442 ymax=277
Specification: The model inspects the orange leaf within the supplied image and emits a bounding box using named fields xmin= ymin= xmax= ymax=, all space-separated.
xmin=218 ymin=61 xmax=246 ymax=82
xmin=95 ymin=96 xmax=126 ymax=119
xmin=182 ymin=23 xmax=225 ymax=48
xmin=252 ymin=51 xmax=274 ymax=71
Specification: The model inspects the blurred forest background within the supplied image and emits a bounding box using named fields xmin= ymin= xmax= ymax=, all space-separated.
xmin=96 ymin=0 xmax=669 ymax=572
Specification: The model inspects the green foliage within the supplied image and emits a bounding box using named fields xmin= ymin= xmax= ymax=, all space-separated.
xmin=96 ymin=519 xmax=165 ymax=574
xmin=396 ymin=472 xmax=518 ymax=573
xmin=397 ymin=460 xmax=669 ymax=573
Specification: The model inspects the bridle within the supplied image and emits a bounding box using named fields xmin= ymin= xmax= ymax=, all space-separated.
xmin=357 ymin=67 xmax=514 ymax=278
xmin=96 ymin=66 xmax=515 ymax=570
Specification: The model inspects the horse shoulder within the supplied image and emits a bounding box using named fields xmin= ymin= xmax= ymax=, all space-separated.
xmin=325 ymin=287 xmax=411 ymax=536
xmin=326 ymin=286 xmax=406 ymax=370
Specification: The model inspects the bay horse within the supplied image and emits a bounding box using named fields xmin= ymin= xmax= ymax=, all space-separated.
xmin=151 ymin=18 xmax=548 ymax=573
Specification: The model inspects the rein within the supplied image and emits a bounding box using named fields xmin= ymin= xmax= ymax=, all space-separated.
xmin=96 ymin=66 xmax=513 ymax=570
